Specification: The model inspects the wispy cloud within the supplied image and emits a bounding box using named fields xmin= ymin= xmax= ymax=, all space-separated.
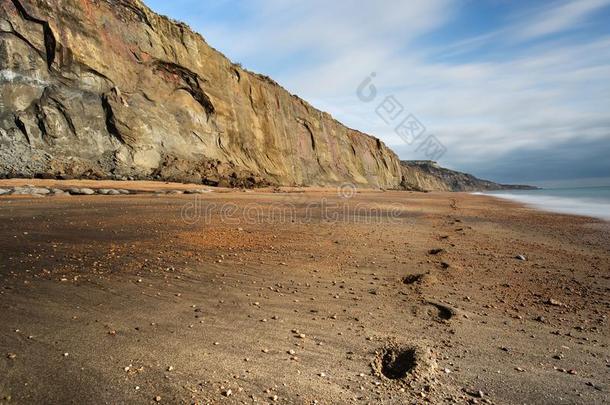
xmin=515 ymin=0 xmax=610 ymax=41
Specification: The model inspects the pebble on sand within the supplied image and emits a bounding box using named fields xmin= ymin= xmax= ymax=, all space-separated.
xmin=68 ymin=188 xmax=95 ymax=195
xmin=97 ymin=189 xmax=123 ymax=195
xmin=546 ymin=298 xmax=565 ymax=307
xmin=11 ymin=187 xmax=51 ymax=195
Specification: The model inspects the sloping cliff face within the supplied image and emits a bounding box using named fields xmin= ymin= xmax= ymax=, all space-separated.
xmin=401 ymin=161 xmax=537 ymax=192
xmin=0 ymin=0 xmax=403 ymax=187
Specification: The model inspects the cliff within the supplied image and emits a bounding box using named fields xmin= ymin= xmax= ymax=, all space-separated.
xmin=0 ymin=0 xmax=403 ymax=187
xmin=400 ymin=161 xmax=538 ymax=192
xmin=0 ymin=0 xmax=535 ymax=192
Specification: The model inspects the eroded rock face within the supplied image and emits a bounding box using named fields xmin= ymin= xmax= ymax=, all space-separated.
xmin=0 ymin=0 xmax=404 ymax=188
xmin=400 ymin=161 xmax=537 ymax=192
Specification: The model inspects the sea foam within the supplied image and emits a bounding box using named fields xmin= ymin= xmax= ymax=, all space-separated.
xmin=479 ymin=191 xmax=610 ymax=221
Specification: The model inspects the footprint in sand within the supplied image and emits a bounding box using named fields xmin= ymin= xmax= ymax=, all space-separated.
xmin=411 ymin=301 xmax=456 ymax=322
xmin=402 ymin=273 xmax=438 ymax=286
xmin=372 ymin=343 xmax=437 ymax=382
xmin=426 ymin=301 xmax=455 ymax=321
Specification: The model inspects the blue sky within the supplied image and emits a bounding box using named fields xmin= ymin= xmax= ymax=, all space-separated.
xmin=144 ymin=0 xmax=610 ymax=186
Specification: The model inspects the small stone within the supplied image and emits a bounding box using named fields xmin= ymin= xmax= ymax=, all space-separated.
xmin=222 ymin=389 xmax=232 ymax=397
xmin=515 ymin=255 xmax=527 ymax=261
xmin=68 ymin=188 xmax=95 ymax=195
xmin=154 ymin=395 xmax=162 ymax=402
xmin=465 ymin=389 xmax=484 ymax=398
xmin=546 ymin=298 xmax=564 ymax=307
xmin=186 ymin=188 xmax=211 ymax=194
xmin=31 ymin=187 xmax=51 ymax=195
xmin=12 ymin=186 xmax=51 ymax=195
xmin=7 ymin=353 xmax=16 ymax=359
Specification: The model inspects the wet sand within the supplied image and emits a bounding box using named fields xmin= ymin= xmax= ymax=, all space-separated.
xmin=0 ymin=183 xmax=608 ymax=404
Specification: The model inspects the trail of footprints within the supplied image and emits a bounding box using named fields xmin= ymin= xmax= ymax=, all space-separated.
xmin=374 ymin=211 xmax=464 ymax=388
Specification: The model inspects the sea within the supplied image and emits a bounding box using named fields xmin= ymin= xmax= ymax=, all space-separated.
xmin=479 ymin=186 xmax=610 ymax=221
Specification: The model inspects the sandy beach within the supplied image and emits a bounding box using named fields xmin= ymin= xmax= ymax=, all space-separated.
xmin=0 ymin=181 xmax=608 ymax=404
